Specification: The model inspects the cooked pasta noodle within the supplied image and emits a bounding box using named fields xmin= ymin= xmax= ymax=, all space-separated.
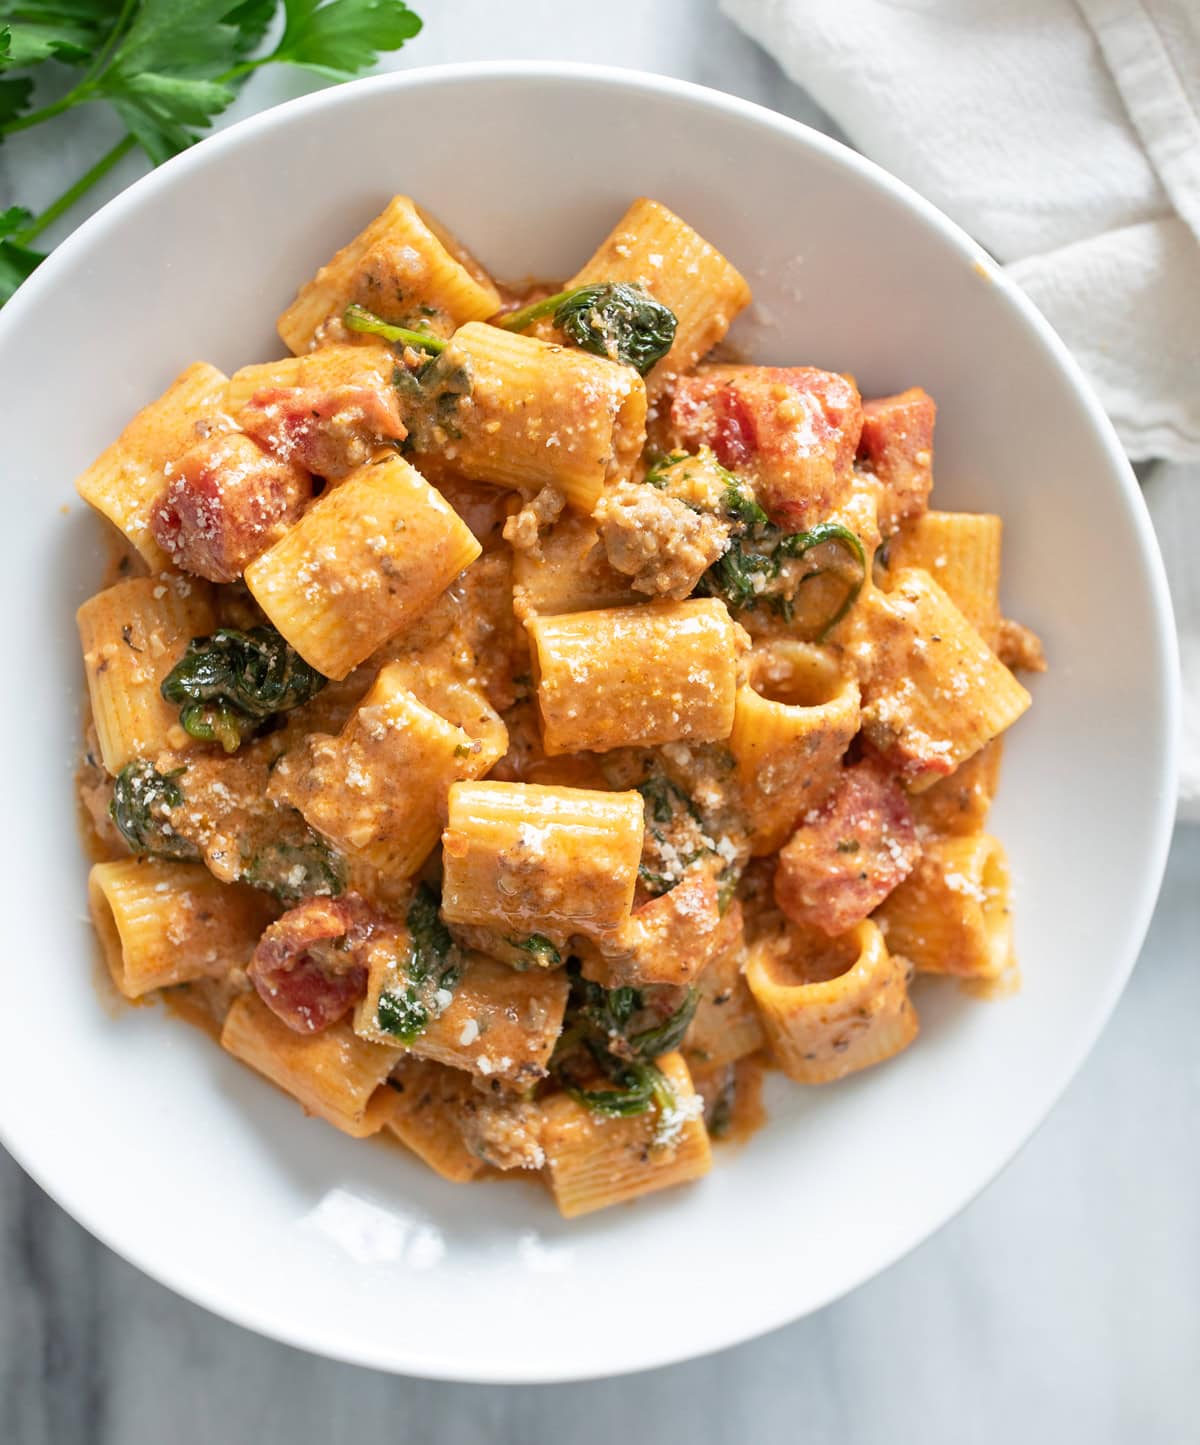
xmin=72 ymin=196 xmax=1042 ymax=1219
xmin=75 ymin=362 xmax=231 ymax=571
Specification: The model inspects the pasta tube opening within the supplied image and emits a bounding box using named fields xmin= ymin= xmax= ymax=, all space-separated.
xmin=730 ymin=640 xmax=860 ymax=855
xmin=745 ymin=919 xmax=918 ymax=1084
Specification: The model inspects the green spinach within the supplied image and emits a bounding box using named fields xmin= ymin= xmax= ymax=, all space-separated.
xmin=499 ymin=282 xmax=677 ymax=376
xmin=161 ymin=625 xmax=327 ymax=753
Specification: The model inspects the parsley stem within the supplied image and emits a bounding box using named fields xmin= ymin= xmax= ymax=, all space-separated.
xmin=219 ymin=58 xmax=267 ymax=83
xmin=0 ymin=85 xmax=94 ymax=137
xmin=81 ymin=0 xmax=138 ymax=85
xmin=14 ymin=135 xmax=137 ymax=245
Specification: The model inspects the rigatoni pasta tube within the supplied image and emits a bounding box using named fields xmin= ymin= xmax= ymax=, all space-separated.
xmin=563 ymin=198 xmax=751 ymax=401
xmin=356 ymin=950 xmax=569 ymax=1085
xmin=861 ymin=568 xmax=1030 ymax=788
xmin=244 ymin=454 xmax=480 ymax=679
xmin=269 ymin=662 xmax=506 ymax=879
xmin=529 ymin=599 xmax=740 ymax=755
xmin=385 ymin=1059 xmax=487 ymax=1183
xmin=423 ymin=323 xmax=647 ymax=511
xmin=77 ymin=575 xmax=216 ymax=773
xmin=226 ymin=342 xmax=397 ymax=416
xmin=875 ymin=833 xmax=1013 ymax=980
xmin=729 ymin=640 xmax=860 ymax=855
xmin=745 ymin=920 xmax=918 ymax=1084
xmin=441 ymin=781 xmax=643 ymax=944
xmin=884 ymin=511 xmax=1002 ymax=644
xmin=909 ymin=739 xmax=1004 ymax=838
xmin=75 ymin=362 xmax=230 ymax=571
xmin=89 ymin=860 xmax=274 ymax=999
xmin=540 ymin=1052 xmax=712 ymax=1219
xmin=277 ymin=195 xmax=501 ymax=353
xmin=220 ymin=992 xmax=403 ymax=1137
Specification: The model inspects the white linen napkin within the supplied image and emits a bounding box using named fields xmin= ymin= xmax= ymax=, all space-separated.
xmin=721 ymin=0 xmax=1200 ymax=818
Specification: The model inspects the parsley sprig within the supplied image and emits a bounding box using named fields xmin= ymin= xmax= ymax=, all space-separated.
xmin=0 ymin=0 xmax=423 ymax=303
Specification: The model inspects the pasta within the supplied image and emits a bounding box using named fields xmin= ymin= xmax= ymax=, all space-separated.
xmin=553 ymin=197 xmax=752 ymax=402
xmin=729 ymin=639 xmax=861 ymax=855
xmin=745 ymin=920 xmax=918 ymax=1083
xmin=441 ymin=782 xmax=644 ymax=946
xmin=875 ymin=833 xmax=1014 ymax=981
xmin=682 ymin=903 xmax=766 ymax=1069
xmin=278 ymin=196 xmax=502 ymax=353
xmin=244 ymin=454 xmax=481 ymax=679
xmin=385 ymin=1058 xmax=489 ymax=1182
xmin=528 ymin=598 xmax=741 ymax=754
xmin=75 ymin=362 xmax=231 ymax=572
xmin=73 ymin=196 xmax=1043 ymax=1220
xmin=226 ymin=342 xmax=400 ymax=414
xmin=882 ymin=510 xmax=1002 ymax=644
xmin=417 ymin=322 xmax=647 ymax=511
xmin=859 ymin=567 xmax=1031 ymax=789
xmin=540 ymin=1052 xmax=712 ymax=1218
xmin=89 ymin=860 xmax=274 ymax=999
xmin=77 ymin=575 xmax=216 ymax=773
xmin=359 ymin=949 xmax=570 ymax=1084
xmin=268 ymin=662 xmax=506 ymax=879
xmin=221 ymin=993 xmax=403 ymax=1137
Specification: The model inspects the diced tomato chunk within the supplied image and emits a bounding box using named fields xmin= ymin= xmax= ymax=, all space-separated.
xmin=241 ymin=382 xmax=407 ymax=481
xmin=248 ymin=895 xmax=375 ymax=1033
xmin=774 ymin=760 xmax=920 ymax=936
xmin=152 ymin=431 xmax=311 ymax=583
xmin=858 ymin=387 xmax=936 ymax=533
xmin=708 ymin=384 xmax=757 ymax=469
xmin=669 ymin=365 xmax=862 ymax=530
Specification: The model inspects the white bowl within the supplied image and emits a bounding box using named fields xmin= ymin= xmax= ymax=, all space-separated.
xmin=0 ymin=63 xmax=1178 ymax=1382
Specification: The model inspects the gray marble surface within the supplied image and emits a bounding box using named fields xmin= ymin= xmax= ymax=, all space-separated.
xmin=3 ymin=3 xmax=1197 ymax=1439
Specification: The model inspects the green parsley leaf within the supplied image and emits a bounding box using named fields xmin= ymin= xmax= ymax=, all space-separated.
xmin=112 ymin=0 xmax=244 ymax=77
xmin=223 ymin=0 xmax=278 ymax=53
xmin=272 ymin=0 xmax=421 ymax=79
xmin=0 ymin=0 xmax=425 ymax=308
xmin=100 ymin=0 xmax=241 ymax=160
xmin=0 ymin=74 xmax=31 ymax=123
xmin=0 ymin=235 xmax=44 ymax=303
xmin=0 ymin=9 xmax=103 ymax=68
xmin=0 ymin=205 xmax=32 ymax=237
xmin=110 ymin=74 xmax=235 ymax=163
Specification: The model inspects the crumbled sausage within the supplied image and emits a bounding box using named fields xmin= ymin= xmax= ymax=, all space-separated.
xmin=594 ymin=482 xmax=730 ymax=599
xmin=501 ymin=483 xmax=567 ymax=559
xmin=995 ymin=617 xmax=1047 ymax=672
xmin=457 ymin=1094 xmax=545 ymax=1170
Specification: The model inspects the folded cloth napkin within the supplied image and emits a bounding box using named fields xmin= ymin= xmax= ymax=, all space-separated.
xmin=721 ymin=0 xmax=1200 ymax=818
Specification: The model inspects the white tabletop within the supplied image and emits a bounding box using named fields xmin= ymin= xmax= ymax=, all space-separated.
xmin=2 ymin=3 xmax=1196 ymax=1439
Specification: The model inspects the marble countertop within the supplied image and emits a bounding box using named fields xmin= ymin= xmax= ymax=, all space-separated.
xmin=3 ymin=3 xmax=1197 ymax=1440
